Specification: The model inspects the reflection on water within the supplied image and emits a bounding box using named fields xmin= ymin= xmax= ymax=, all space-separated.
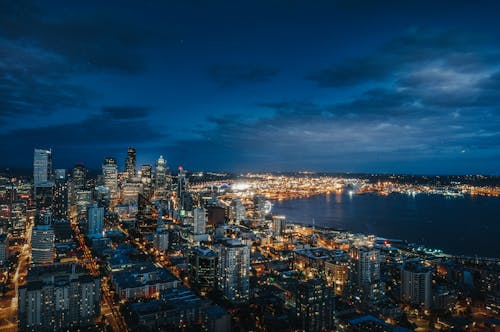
xmin=272 ymin=192 xmax=500 ymax=258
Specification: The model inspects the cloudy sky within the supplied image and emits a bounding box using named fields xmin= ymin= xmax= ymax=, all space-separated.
xmin=1 ymin=0 xmax=500 ymax=174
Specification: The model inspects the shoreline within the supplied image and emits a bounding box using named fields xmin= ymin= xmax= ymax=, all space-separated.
xmin=285 ymin=220 xmax=500 ymax=262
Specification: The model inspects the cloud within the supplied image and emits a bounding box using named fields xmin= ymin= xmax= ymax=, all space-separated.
xmin=305 ymin=29 xmax=500 ymax=88
xmin=102 ymin=106 xmax=152 ymax=120
xmin=0 ymin=1 xmax=150 ymax=73
xmin=0 ymin=108 xmax=167 ymax=166
xmin=305 ymin=58 xmax=391 ymax=87
xmin=0 ymin=40 xmax=86 ymax=124
xmin=208 ymin=64 xmax=279 ymax=86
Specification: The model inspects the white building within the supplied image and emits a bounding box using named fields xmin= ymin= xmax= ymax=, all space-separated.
xmin=193 ymin=207 xmax=207 ymax=235
xmin=31 ymin=225 xmax=55 ymax=264
xmin=401 ymin=260 xmax=432 ymax=309
xmin=217 ymin=239 xmax=250 ymax=304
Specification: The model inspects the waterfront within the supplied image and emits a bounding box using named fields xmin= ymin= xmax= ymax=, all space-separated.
xmin=273 ymin=192 xmax=500 ymax=258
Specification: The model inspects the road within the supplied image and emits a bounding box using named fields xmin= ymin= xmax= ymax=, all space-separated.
xmin=0 ymin=218 xmax=34 ymax=332
xmin=71 ymin=221 xmax=128 ymax=332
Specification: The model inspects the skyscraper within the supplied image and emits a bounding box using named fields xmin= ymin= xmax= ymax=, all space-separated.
xmin=401 ymin=260 xmax=432 ymax=310
xmin=272 ymin=215 xmax=286 ymax=238
xmin=349 ymin=246 xmax=381 ymax=289
xmin=155 ymin=155 xmax=168 ymax=199
xmin=177 ymin=166 xmax=190 ymax=210
xmin=125 ymin=147 xmax=136 ymax=180
xmin=0 ymin=234 xmax=9 ymax=267
xmin=18 ymin=263 xmax=101 ymax=332
xmin=140 ymin=164 xmax=153 ymax=198
xmin=52 ymin=170 xmax=68 ymax=220
xmin=188 ymin=246 xmax=218 ymax=295
xmin=253 ymin=194 xmax=266 ymax=221
xmin=217 ymin=239 xmax=250 ymax=304
xmin=86 ymin=204 xmax=104 ymax=239
xmin=102 ymin=157 xmax=118 ymax=198
xmin=296 ymin=278 xmax=335 ymax=332
xmin=230 ymin=199 xmax=246 ymax=224
xmin=193 ymin=206 xmax=207 ymax=235
xmin=33 ymin=148 xmax=52 ymax=186
xmin=72 ymin=163 xmax=87 ymax=191
xmin=31 ymin=224 xmax=55 ymax=264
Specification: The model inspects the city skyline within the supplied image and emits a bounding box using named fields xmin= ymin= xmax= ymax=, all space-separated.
xmin=2 ymin=1 xmax=500 ymax=174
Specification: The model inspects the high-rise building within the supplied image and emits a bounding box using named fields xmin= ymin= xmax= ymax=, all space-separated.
xmin=217 ymin=239 xmax=250 ymax=304
xmin=193 ymin=206 xmax=207 ymax=235
xmin=33 ymin=148 xmax=52 ymax=186
xmin=153 ymin=214 xmax=169 ymax=251
xmin=253 ymin=194 xmax=266 ymax=221
xmin=102 ymin=157 xmax=118 ymax=198
xmin=349 ymin=246 xmax=380 ymax=289
xmin=72 ymin=163 xmax=87 ymax=191
xmin=52 ymin=171 xmax=68 ymax=220
xmin=272 ymin=215 xmax=286 ymax=238
xmin=86 ymin=204 xmax=104 ymax=239
xmin=401 ymin=260 xmax=432 ymax=310
xmin=296 ymin=278 xmax=335 ymax=332
xmin=125 ymin=147 xmax=136 ymax=180
xmin=18 ymin=263 xmax=101 ymax=332
xmin=325 ymin=258 xmax=350 ymax=296
xmin=188 ymin=246 xmax=218 ymax=295
xmin=75 ymin=190 xmax=92 ymax=221
xmin=122 ymin=182 xmax=142 ymax=204
xmin=176 ymin=166 xmax=192 ymax=210
xmin=140 ymin=164 xmax=153 ymax=198
xmin=154 ymin=155 xmax=169 ymax=199
xmin=0 ymin=233 xmax=9 ymax=266
xmin=94 ymin=185 xmax=111 ymax=210
xmin=231 ymin=199 xmax=246 ymax=224
xmin=34 ymin=183 xmax=53 ymax=215
xmin=31 ymin=224 xmax=55 ymax=264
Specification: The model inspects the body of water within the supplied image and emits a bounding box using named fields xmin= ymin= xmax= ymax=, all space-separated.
xmin=272 ymin=192 xmax=500 ymax=258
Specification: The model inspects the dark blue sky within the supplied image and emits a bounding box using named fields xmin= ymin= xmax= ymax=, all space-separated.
xmin=1 ymin=0 xmax=500 ymax=174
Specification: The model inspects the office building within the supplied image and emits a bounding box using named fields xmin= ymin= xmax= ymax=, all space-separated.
xmin=217 ymin=239 xmax=250 ymax=304
xmin=193 ymin=206 xmax=207 ymax=235
xmin=253 ymin=194 xmax=266 ymax=221
xmin=18 ymin=263 xmax=101 ymax=331
xmin=102 ymin=157 xmax=118 ymax=198
xmin=86 ymin=204 xmax=104 ymax=239
xmin=153 ymin=216 xmax=169 ymax=251
xmin=33 ymin=148 xmax=52 ymax=186
xmin=188 ymin=246 xmax=218 ymax=295
xmin=0 ymin=233 xmax=9 ymax=266
xmin=401 ymin=261 xmax=432 ymax=310
xmin=154 ymin=155 xmax=169 ymax=199
xmin=296 ymin=278 xmax=335 ymax=332
xmin=31 ymin=224 xmax=55 ymax=264
xmin=72 ymin=163 xmax=87 ymax=191
xmin=52 ymin=173 xmax=68 ymax=220
xmin=140 ymin=164 xmax=153 ymax=198
xmin=272 ymin=215 xmax=286 ymax=238
xmin=231 ymin=199 xmax=246 ymax=224
xmin=125 ymin=147 xmax=136 ymax=180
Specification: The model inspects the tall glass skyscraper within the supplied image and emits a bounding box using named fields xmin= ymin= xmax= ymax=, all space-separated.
xmin=125 ymin=147 xmax=136 ymax=180
xmin=33 ymin=148 xmax=52 ymax=186
xmin=102 ymin=157 xmax=118 ymax=197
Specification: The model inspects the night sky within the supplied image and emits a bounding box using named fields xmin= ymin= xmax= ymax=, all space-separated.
xmin=2 ymin=0 xmax=500 ymax=174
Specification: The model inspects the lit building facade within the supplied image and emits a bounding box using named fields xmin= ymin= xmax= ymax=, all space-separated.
xmin=217 ymin=239 xmax=250 ymax=304
xmin=401 ymin=260 xmax=432 ymax=310
xmin=18 ymin=264 xmax=101 ymax=332
xmin=31 ymin=224 xmax=55 ymax=264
